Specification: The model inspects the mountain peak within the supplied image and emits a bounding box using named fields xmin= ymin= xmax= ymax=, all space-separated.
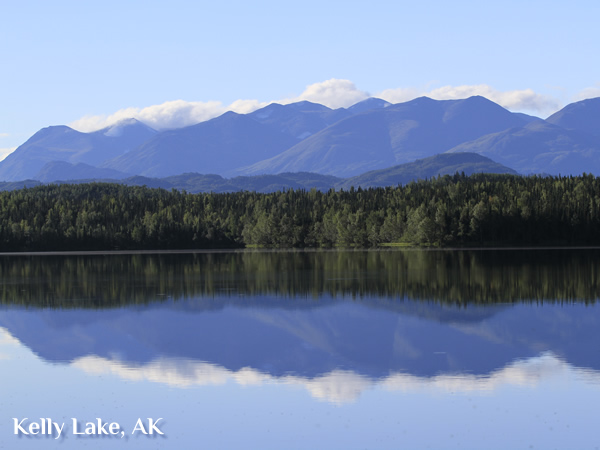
xmin=219 ymin=110 xmax=242 ymax=118
xmin=347 ymin=97 xmax=391 ymax=114
xmin=286 ymin=100 xmax=332 ymax=112
xmin=100 ymin=118 xmax=156 ymax=137
xmin=546 ymin=97 xmax=600 ymax=136
xmin=36 ymin=125 xmax=76 ymax=135
xmin=4 ymin=95 xmax=600 ymax=183
xmin=249 ymin=103 xmax=285 ymax=120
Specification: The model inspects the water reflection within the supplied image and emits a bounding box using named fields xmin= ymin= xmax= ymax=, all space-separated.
xmin=1 ymin=298 xmax=599 ymax=404
xmin=1 ymin=248 xmax=600 ymax=307
xmin=70 ymin=353 xmax=594 ymax=404
xmin=1 ymin=249 xmax=600 ymax=407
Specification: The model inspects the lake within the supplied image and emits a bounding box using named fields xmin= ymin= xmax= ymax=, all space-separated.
xmin=1 ymin=249 xmax=599 ymax=449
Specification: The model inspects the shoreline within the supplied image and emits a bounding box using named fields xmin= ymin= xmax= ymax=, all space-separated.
xmin=2 ymin=245 xmax=600 ymax=256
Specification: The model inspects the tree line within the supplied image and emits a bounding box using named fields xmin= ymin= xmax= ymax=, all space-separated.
xmin=2 ymin=173 xmax=600 ymax=251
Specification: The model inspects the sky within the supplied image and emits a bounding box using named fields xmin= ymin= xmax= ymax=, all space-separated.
xmin=1 ymin=0 xmax=600 ymax=159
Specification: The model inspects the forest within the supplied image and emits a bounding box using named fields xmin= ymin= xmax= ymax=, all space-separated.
xmin=1 ymin=173 xmax=600 ymax=251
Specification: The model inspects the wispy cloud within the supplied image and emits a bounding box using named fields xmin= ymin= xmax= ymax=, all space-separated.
xmin=573 ymin=84 xmax=600 ymax=102
xmin=0 ymin=133 xmax=9 ymax=138
xmin=377 ymin=84 xmax=561 ymax=116
xmin=70 ymin=98 xmax=274 ymax=133
xmin=282 ymin=79 xmax=370 ymax=109
xmin=69 ymin=79 xmax=572 ymax=133
xmin=69 ymin=79 xmax=367 ymax=132
xmin=71 ymin=100 xmax=229 ymax=132
xmin=0 ymin=147 xmax=16 ymax=161
xmin=71 ymin=352 xmax=591 ymax=404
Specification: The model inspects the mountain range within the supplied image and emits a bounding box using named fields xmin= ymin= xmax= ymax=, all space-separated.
xmin=1 ymin=95 xmax=599 ymax=188
xmin=0 ymin=153 xmax=516 ymax=193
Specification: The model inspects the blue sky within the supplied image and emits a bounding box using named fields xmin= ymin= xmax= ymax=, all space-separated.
xmin=1 ymin=0 xmax=599 ymax=158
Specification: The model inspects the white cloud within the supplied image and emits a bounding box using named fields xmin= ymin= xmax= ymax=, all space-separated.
xmin=70 ymin=98 xmax=273 ymax=133
xmin=0 ymin=133 xmax=9 ymax=138
xmin=0 ymin=147 xmax=16 ymax=161
xmin=70 ymin=100 xmax=229 ymax=132
xmin=69 ymin=80 xmax=563 ymax=133
xmin=573 ymin=84 xmax=600 ymax=102
xmin=282 ymin=79 xmax=370 ymax=109
xmin=378 ymin=84 xmax=560 ymax=116
xmin=375 ymin=87 xmax=424 ymax=104
xmin=69 ymin=79 xmax=368 ymax=133
xmin=229 ymin=99 xmax=270 ymax=114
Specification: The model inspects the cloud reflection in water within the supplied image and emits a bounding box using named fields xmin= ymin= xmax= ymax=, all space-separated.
xmin=70 ymin=352 xmax=594 ymax=404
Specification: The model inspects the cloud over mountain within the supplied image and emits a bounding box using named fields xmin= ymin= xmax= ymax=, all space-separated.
xmin=378 ymin=84 xmax=560 ymax=116
xmin=71 ymin=100 xmax=235 ymax=132
xmin=282 ymin=79 xmax=370 ymax=109
xmin=69 ymin=80 xmax=569 ymax=134
xmin=69 ymin=79 xmax=367 ymax=133
xmin=574 ymin=84 xmax=600 ymax=102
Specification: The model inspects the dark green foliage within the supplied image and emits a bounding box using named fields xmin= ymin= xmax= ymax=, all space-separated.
xmin=2 ymin=173 xmax=600 ymax=251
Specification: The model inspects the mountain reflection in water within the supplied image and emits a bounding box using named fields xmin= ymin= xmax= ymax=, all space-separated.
xmin=69 ymin=352 xmax=593 ymax=404
xmin=1 ymin=249 xmax=599 ymax=405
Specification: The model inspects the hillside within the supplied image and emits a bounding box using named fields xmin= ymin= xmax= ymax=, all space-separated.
xmin=447 ymin=120 xmax=600 ymax=174
xmin=2 ymin=96 xmax=600 ymax=182
xmin=239 ymin=96 xmax=527 ymax=177
xmin=546 ymin=97 xmax=600 ymax=136
xmin=338 ymin=153 xmax=517 ymax=189
xmin=0 ymin=119 xmax=156 ymax=181
xmin=0 ymin=153 xmax=515 ymax=193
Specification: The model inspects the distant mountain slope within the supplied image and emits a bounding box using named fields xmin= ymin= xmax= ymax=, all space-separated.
xmin=0 ymin=153 xmax=518 ymax=193
xmin=34 ymin=161 xmax=131 ymax=182
xmin=239 ymin=96 xmax=527 ymax=177
xmin=162 ymin=172 xmax=342 ymax=193
xmin=337 ymin=153 xmax=518 ymax=189
xmin=248 ymin=101 xmax=350 ymax=140
xmin=100 ymin=112 xmax=301 ymax=178
xmin=0 ymin=172 xmax=343 ymax=194
xmin=0 ymin=180 xmax=42 ymax=191
xmin=7 ymin=96 xmax=600 ymax=182
xmin=447 ymin=120 xmax=600 ymax=174
xmin=0 ymin=119 xmax=156 ymax=181
xmin=512 ymin=112 xmax=543 ymax=124
xmin=101 ymin=99 xmax=392 ymax=178
xmin=546 ymin=97 xmax=600 ymax=136
xmin=346 ymin=97 xmax=391 ymax=114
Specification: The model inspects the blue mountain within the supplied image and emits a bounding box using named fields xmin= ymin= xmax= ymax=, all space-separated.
xmin=239 ymin=96 xmax=528 ymax=177
xmin=447 ymin=120 xmax=600 ymax=175
xmin=546 ymin=97 xmax=600 ymax=136
xmin=0 ymin=119 xmax=156 ymax=181
xmin=2 ymin=96 xmax=600 ymax=181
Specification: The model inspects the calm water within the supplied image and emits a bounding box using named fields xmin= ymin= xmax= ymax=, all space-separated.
xmin=1 ymin=249 xmax=600 ymax=449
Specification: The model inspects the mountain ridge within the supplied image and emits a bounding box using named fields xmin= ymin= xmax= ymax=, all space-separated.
xmin=0 ymin=153 xmax=516 ymax=194
xmin=2 ymin=96 xmax=600 ymax=182
xmin=238 ymin=96 xmax=528 ymax=177
xmin=546 ymin=96 xmax=600 ymax=137
xmin=0 ymin=119 xmax=157 ymax=181
xmin=447 ymin=119 xmax=600 ymax=174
